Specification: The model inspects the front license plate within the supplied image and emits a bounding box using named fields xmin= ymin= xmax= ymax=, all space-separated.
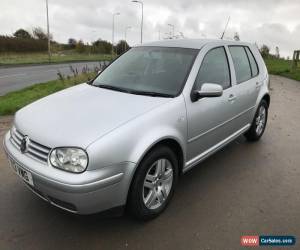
xmin=9 ymin=158 xmax=34 ymax=186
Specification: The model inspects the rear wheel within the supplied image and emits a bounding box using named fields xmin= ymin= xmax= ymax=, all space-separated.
xmin=127 ymin=145 xmax=178 ymax=220
xmin=245 ymin=99 xmax=268 ymax=141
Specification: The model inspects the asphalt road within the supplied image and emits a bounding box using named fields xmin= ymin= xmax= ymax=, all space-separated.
xmin=0 ymin=61 xmax=106 ymax=96
xmin=0 ymin=75 xmax=299 ymax=250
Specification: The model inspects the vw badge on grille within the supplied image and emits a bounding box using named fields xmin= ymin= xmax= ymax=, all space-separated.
xmin=20 ymin=136 xmax=30 ymax=153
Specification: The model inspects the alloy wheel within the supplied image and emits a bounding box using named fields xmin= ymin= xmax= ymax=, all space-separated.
xmin=255 ymin=105 xmax=266 ymax=136
xmin=142 ymin=158 xmax=174 ymax=210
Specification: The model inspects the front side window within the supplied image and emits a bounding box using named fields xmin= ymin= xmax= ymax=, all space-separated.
xmin=229 ymin=46 xmax=252 ymax=83
xmin=92 ymin=46 xmax=199 ymax=97
xmin=194 ymin=47 xmax=231 ymax=90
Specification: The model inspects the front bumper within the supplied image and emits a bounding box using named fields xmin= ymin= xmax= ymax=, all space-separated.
xmin=3 ymin=132 xmax=136 ymax=214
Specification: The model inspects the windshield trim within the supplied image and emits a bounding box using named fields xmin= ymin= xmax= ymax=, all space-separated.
xmin=91 ymin=46 xmax=200 ymax=97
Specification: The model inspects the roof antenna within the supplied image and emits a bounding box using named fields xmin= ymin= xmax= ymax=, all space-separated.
xmin=220 ymin=16 xmax=230 ymax=39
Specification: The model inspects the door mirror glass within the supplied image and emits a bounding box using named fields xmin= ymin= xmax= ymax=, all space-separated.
xmin=192 ymin=83 xmax=223 ymax=101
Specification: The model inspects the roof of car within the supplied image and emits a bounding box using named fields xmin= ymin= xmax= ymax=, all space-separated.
xmin=139 ymin=39 xmax=253 ymax=50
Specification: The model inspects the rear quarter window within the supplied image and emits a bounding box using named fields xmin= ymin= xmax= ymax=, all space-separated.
xmin=245 ymin=47 xmax=259 ymax=77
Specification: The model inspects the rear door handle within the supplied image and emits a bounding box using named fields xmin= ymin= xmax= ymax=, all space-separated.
xmin=256 ymin=82 xmax=261 ymax=89
xmin=228 ymin=94 xmax=236 ymax=102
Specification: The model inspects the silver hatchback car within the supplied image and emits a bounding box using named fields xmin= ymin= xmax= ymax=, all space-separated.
xmin=3 ymin=39 xmax=270 ymax=220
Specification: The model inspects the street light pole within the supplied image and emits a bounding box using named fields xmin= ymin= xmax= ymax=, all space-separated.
xmin=132 ymin=0 xmax=143 ymax=44
xmin=112 ymin=12 xmax=120 ymax=58
xmin=168 ymin=24 xmax=175 ymax=38
xmin=46 ymin=0 xmax=51 ymax=62
xmin=124 ymin=26 xmax=131 ymax=52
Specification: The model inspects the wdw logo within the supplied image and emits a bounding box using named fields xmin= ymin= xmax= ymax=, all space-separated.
xmin=241 ymin=236 xmax=259 ymax=246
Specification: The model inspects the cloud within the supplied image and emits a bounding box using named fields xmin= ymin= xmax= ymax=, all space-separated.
xmin=0 ymin=0 xmax=299 ymax=57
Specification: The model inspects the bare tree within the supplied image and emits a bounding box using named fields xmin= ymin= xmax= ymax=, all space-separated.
xmin=32 ymin=27 xmax=52 ymax=40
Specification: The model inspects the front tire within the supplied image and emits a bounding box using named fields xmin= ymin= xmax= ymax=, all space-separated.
xmin=245 ymin=99 xmax=268 ymax=141
xmin=127 ymin=145 xmax=178 ymax=220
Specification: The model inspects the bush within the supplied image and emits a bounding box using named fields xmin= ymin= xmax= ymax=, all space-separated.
xmin=0 ymin=35 xmax=47 ymax=53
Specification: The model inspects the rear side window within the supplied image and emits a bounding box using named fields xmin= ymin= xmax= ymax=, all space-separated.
xmin=229 ymin=46 xmax=252 ymax=83
xmin=245 ymin=47 xmax=259 ymax=77
xmin=195 ymin=47 xmax=231 ymax=90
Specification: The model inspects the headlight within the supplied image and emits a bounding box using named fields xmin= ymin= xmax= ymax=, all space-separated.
xmin=49 ymin=148 xmax=88 ymax=173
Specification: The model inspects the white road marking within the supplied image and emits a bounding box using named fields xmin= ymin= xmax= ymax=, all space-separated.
xmin=0 ymin=73 xmax=26 ymax=79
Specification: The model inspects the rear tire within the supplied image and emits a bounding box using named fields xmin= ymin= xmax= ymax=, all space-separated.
xmin=127 ymin=145 xmax=178 ymax=220
xmin=245 ymin=99 xmax=268 ymax=141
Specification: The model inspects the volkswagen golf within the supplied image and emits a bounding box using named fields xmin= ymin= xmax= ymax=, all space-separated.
xmin=3 ymin=39 xmax=270 ymax=220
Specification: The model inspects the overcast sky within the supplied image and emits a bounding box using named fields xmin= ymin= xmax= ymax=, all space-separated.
xmin=1 ymin=0 xmax=299 ymax=57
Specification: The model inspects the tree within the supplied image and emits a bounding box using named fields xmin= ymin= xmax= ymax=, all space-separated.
xmin=13 ymin=29 xmax=32 ymax=39
xmin=275 ymin=46 xmax=280 ymax=58
xmin=75 ymin=40 xmax=85 ymax=53
xmin=32 ymin=27 xmax=52 ymax=40
xmin=233 ymin=32 xmax=240 ymax=41
xmin=115 ymin=40 xmax=130 ymax=55
xmin=91 ymin=39 xmax=112 ymax=54
xmin=68 ymin=38 xmax=77 ymax=49
xmin=259 ymin=44 xmax=270 ymax=58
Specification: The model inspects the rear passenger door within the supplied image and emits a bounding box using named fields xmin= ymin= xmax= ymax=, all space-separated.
xmin=227 ymin=45 xmax=260 ymax=128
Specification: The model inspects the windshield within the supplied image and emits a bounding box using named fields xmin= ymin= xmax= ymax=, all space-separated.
xmin=92 ymin=46 xmax=199 ymax=97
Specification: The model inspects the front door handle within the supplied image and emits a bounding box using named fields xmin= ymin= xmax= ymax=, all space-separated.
xmin=228 ymin=94 xmax=236 ymax=102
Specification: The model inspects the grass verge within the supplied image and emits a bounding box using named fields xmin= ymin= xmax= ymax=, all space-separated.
xmin=264 ymin=57 xmax=300 ymax=81
xmin=0 ymin=72 xmax=96 ymax=116
xmin=0 ymin=52 xmax=111 ymax=66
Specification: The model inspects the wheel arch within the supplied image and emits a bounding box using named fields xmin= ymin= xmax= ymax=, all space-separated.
xmin=126 ymin=137 xmax=185 ymax=205
xmin=262 ymin=93 xmax=270 ymax=107
xmin=135 ymin=137 xmax=185 ymax=176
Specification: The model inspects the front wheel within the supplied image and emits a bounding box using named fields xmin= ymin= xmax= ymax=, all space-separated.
xmin=245 ymin=99 xmax=268 ymax=141
xmin=127 ymin=146 xmax=178 ymax=220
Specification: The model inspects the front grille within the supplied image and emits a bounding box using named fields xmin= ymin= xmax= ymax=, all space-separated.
xmin=10 ymin=127 xmax=51 ymax=163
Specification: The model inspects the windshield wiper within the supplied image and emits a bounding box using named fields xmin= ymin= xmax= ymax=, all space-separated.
xmin=94 ymin=84 xmax=174 ymax=98
xmin=95 ymin=84 xmax=132 ymax=93
xmin=130 ymin=90 xmax=174 ymax=98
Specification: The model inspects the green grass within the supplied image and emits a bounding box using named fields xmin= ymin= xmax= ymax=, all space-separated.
xmin=0 ymin=72 xmax=97 ymax=116
xmin=264 ymin=57 xmax=300 ymax=81
xmin=0 ymin=51 xmax=111 ymax=66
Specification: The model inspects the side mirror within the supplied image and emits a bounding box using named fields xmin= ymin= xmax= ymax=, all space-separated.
xmin=191 ymin=83 xmax=223 ymax=102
